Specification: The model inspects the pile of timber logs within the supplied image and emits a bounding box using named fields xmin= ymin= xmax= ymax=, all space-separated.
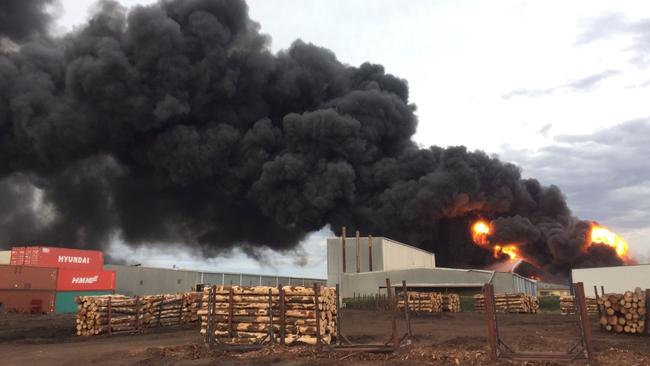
xmin=598 ymin=288 xmax=648 ymax=334
xmin=397 ymin=291 xmax=442 ymax=313
xmin=199 ymin=286 xmax=337 ymax=346
xmin=442 ymin=294 xmax=461 ymax=313
xmin=75 ymin=292 xmax=201 ymax=336
xmin=560 ymin=296 xmax=598 ymax=315
xmin=474 ymin=293 xmax=539 ymax=313
xmin=474 ymin=295 xmax=486 ymax=312
xmin=397 ymin=291 xmax=461 ymax=313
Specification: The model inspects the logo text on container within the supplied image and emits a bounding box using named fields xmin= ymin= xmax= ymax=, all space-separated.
xmin=71 ymin=276 xmax=99 ymax=284
xmin=58 ymin=255 xmax=90 ymax=264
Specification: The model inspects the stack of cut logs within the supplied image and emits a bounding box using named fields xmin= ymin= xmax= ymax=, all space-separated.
xmin=598 ymin=288 xmax=648 ymax=334
xmin=560 ymin=296 xmax=598 ymax=315
xmin=474 ymin=293 xmax=539 ymax=313
xmin=75 ymin=292 xmax=202 ymax=336
xmin=442 ymin=294 xmax=461 ymax=313
xmin=397 ymin=291 xmax=461 ymax=313
xmin=199 ymin=286 xmax=337 ymax=346
xmin=397 ymin=291 xmax=442 ymax=313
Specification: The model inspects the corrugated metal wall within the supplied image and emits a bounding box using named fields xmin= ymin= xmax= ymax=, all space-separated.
xmin=105 ymin=264 xmax=326 ymax=295
xmin=340 ymin=269 xmax=538 ymax=298
xmin=340 ymin=268 xmax=494 ymax=298
xmin=105 ymin=265 xmax=200 ymax=296
xmin=492 ymin=272 xmax=537 ymax=296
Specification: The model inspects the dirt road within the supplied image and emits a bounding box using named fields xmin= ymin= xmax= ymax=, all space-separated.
xmin=1 ymin=311 xmax=648 ymax=365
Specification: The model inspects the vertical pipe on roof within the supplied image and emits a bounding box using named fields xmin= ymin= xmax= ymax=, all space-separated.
xmin=368 ymin=235 xmax=373 ymax=272
xmin=341 ymin=226 xmax=347 ymax=273
xmin=355 ymin=230 xmax=360 ymax=273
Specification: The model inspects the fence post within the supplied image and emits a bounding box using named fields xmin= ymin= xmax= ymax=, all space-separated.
xmin=386 ymin=278 xmax=398 ymax=349
xmin=335 ymin=284 xmax=341 ymax=345
xmin=135 ymin=296 xmax=141 ymax=334
xmin=644 ymin=289 xmax=650 ymax=336
xmin=574 ymin=282 xmax=594 ymax=363
xmin=268 ymin=288 xmax=274 ymax=343
xmin=107 ymin=296 xmax=112 ymax=336
xmin=228 ymin=287 xmax=234 ymax=337
xmin=484 ymin=284 xmax=498 ymax=360
xmin=593 ymin=285 xmax=602 ymax=319
xmin=314 ymin=283 xmax=322 ymax=350
xmin=402 ymin=280 xmax=411 ymax=338
xmin=178 ymin=293 xmax=184 ymax=325
xmin=208 ymin=286 xmax=215 ymax=348
xmin=278 ymin=285 xmax=286 ymax=345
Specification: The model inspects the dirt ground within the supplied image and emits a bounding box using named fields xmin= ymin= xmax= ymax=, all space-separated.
xmin=1 ymin=310 xmax=649 ymax=365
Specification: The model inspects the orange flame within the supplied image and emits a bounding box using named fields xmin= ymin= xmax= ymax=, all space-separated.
xmin=493 ymin=244 xmax=520 ymax=262
xmin=472 ymin=220 xmax=522 ymax=263
xmin=590 ymin=224 xmax=628 ymax=258
xmin=472 ymin=220 xmax=490 ymax=246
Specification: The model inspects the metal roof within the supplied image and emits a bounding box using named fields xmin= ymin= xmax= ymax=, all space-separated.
xmin=379 ymin=283 xmax=485 ymax=288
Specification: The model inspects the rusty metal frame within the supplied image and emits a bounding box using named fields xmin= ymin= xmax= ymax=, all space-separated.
xmin=313 ymin=283 xmax=323 ymax=350
xmin=107 ymin=295 xmax=143 ymax=336
xmin=645 ymin=289 xmax=650 ymax=336
xmin=178 ymin=293 xmax=184 ymax=325
xmin=107 ymin=296 xmax=112 ymax=336
xmin=157 ymin=295 xmax=163 ymax=327
xmin=267 ymin=288 xmax=275 ymax=344
xmin=278 ymin=285 xmax=286 ymax=345
xmin=325 ymin=278 xmax=412 ymax=353
xmin=484 ymin=282 xmax=594 ymax=364
xmin=204 ymin=285 xmax=269 ymax=351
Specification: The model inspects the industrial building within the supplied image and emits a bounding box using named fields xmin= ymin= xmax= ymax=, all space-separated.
xmin=572 ymin=264 xmax=650 ymax=294
xmin=105 ymin=264 xmax=326 ymax=296
xmin=326 ymin=236 xmax=537 ymax=298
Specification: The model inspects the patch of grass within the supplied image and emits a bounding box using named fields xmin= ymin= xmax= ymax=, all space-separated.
xmin=460 ymin=296 xmax=475 ymax=311
xmin=342 ymin=295 xmax=388 ymax=310
xmin=538 ymin=296 xmax=560 ymax=313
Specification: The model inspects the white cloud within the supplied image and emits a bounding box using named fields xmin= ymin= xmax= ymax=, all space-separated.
xmin=501 ymin=119 xmax=650 ymax=259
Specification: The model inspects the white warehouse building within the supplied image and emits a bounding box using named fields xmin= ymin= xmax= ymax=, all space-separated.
xmin=326 ymin=236 xmax=537 ymax=298
xmin=572 ymin=264 xmax=650 ymax=294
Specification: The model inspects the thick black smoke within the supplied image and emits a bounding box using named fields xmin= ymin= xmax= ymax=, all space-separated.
xmin=0 ymin=0 xmax=624 ymax=279
xmin=0 ymin=0 xmax=55 ymax=42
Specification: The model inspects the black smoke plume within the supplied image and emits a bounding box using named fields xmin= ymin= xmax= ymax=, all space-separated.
xmin=0 ymin=0 xmax=56 ymax=42
xmin=0 ymin=0 xmax=624 ymax=280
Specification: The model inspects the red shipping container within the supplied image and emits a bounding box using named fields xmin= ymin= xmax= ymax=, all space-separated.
xmin=10 ymin=246 xmax=104 ymax=270
xmin=0 ymin=290 xmax=55 ymax=313
xmin=10 ymin=247 xmax=26 ymax=265
xmin=56 ymin=269 xmax=116 ymax=291
xmin=0 ymin=265 xmax=58 ymax=290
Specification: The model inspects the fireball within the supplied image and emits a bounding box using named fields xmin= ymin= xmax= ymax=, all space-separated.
xmin=590 ymin=224 xmax=629 ymax=258
xmin=472 ymin=220 xmax=522 ymax=263
xmin=472 ymin=220 xmax=490 ymax=246
xmin=493 ymin=244 xmax=520 ymax=262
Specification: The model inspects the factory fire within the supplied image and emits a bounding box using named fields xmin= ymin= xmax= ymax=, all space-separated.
xmin=471 ymin=219 xmax=630 ymax=280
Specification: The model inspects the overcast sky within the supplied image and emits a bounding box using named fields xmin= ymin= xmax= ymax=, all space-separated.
xmin=55 ymin=0 xmax=650 ymax=276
